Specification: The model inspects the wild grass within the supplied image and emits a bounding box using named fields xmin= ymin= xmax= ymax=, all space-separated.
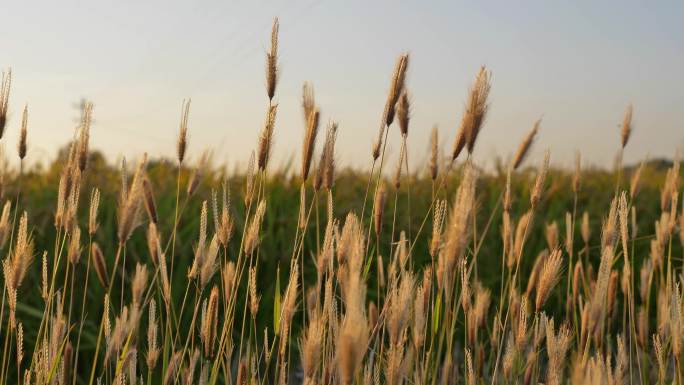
xmin=0 ymin=18 xmax=683 ymax=385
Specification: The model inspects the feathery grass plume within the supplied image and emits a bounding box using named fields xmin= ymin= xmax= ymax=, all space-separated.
xmin=430 ymin=199 xmax=447 ymax=258
xmin=572 ymin=151 xmax=581 ymax=194
xmin=1 ymin=260 xmax=17 ymax=327
xmin=67 ymin=226 xmax=81 ymax=264
xmin=530 ymin=150 xmax=550 ymax=208
xmin=502 ymin=210 xmax=512 ymax=263
xmin=103 ymin=293 xmax=111 ymax=345
xmin=16 ymin=322 xmax=23 ymax=367
xmin=545 ymin=221 xmax=559 ymax=250
xmin=387 ymin=272 xmax=414 ymax=345
xmin=460 ymin=258 xmax=471 ymax=313
xmin=41 ymin=251 xmax=48 ymax=301
xmin=301 ymin=82 xmax=320 ymax=181
xmin=413 ymin=285 xmax=426 ymax=349
xmin=189 ymin=201 xmax=209 ymax=279
xmin=244 ymin=151 xmax=256 ymax=205
xmin=535 ymin=248 xmax=563 ymax=310
xmin=77 ymin=101 xmax=92 ymax=171
xmin=0 ymin=69 xmax=11 ymax=138
xmin=373 ymin=183 xmax=387 ymax=238
xmin=512 ymin=119 xmax=540 ymax=170
xmin=502 ymin=335 xmax=516 ymax=378
xmin=337 ymin=213 xmax=365 ymax=286
xmin=146 ymin=299 xmax=159 ymax=369
xmin=62 ymin=166 xmax=82 ymax=231
xmin=89 ymin=188 xmax=100 ymax=235
xmin=511 ymin=210 xmax=532 ymax=269
xmin=222 ymin=261 xmax=236 ymax=304
xmin=301 ymin=316 xmax=324 ymax=381
xmin=146 ymin=222 xmax=162 ymax=266
xmin=249 ymin=266 xmax=260 ymax=318
xmin=157 ymin=250 xmax=171 ymax=306
xmin=589 ymin=245 xmax=614 ymax=333
xmin=199 ymin=237 xmax=219 ymax=287
xmin=581 ymin=211 xmax=591 ymax=246
xmin=142 ymin=177 xmax=158 ymax=224
xmin=397 ymin=90 xmax=410 ymax=136
xmin=471 ymin=283 xmax=491 ymax=329
xmin=282 ymin=261 xmax=300 ymax=328
xmin=302 ymin=81 xmax=315 ymax=120
xmin=317 ymin=218 xmax=336 ymax=278
xmin=620 ymin=104 xmax=633 ymax=148
xmin=201 ymin=286 xmax=219 ymax=357
xmin=564 ymin=212 xmax=573 ymax=256
xmin=385 ymin=343 xmax=407 ymax=385
xmin=607 ymin=271 xmax=618 ymax=318
xmin=110 ymin=305 xmax=142 ymax=363
xmin=279 ymin=261 xmax=299 ymax=356
xmin=384 ymin=53 xmax=410 ymax=127
xmin=91 ymin=242 xmax=109 ymax=287
xmin=545 ymin=317 xmax=572 ymax=385
xmin=372 ymin=120 xmax=384 ymax=161
xmin=503 ymin=167 xmax=512 ymax=212
xmin=131 ymin=263 xmax=148 ymax=305
xmin=298 ymin=184 xmax=307 ymax=229
xmin=656 ymin=286 xmax=668 ymax=338
xmin=617 ymin=192 xmax=630 ymax=262
xmin=244 ymin=200 xmax=266 ymax=255
xmin=266 ymin=17 xmax=279 ymax=101
xmin=452 ymin=124 xmax=467 ymax=161
xmin=318 ymin=120 xmax=338 ymax=191
xmin=4 ymin=212 xmax=33 ymax=293
xmin=177 ymin=99 xmax=190 ymax=164
xmin=215 ymin=179 xmax=234 ymax=246
xmin=393 ymin=141 xmax=406 ymax=189
xmin=653 ymin=334 xmax=666 ymax=382
xmin=118 ymin=154 xmax=147 ymax=243
xmin=572 ymin=261 xmax=582 ymax=307
xmin=660 ymin=155 xmax=680 ymax=211
xmin=526 ymin=249 xmax=548 ymax=297
xmin=373 ymin=54 xmax=409 ymax=159
xmin=438 ymin=162 xmax=477 ymax=293
xmin=639 ymin=260 xmax=653 ymax=304
xmin=601 ymin=196 xmax=619 ymax=249
xmin=55 ymin=144 xmax=78 ymax=229
xmin=464 ymin=348 xmax=475 ymax=385
xmin=0 ymin=200 xmax=10 ymax=248
xmin=429 ymin=125 xmax=439 ymax=180
xmin=336 ymin=312 xmax=369 ymax=385
xmin=629 ymin=160 xmax=644 ymax=200
xmin=257 ymin=104 xmax=278 ymax=171
xmin=463 ymin=66 xmax=492 ymax=154
xmin=634 ymin=306 xmax=648 ymax=350
xmin=18 ymin=104 xmax=28 ymax=160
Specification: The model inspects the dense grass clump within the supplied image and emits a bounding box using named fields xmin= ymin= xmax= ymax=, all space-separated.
xmin=1 ymin=18 xmax=683 ymax=385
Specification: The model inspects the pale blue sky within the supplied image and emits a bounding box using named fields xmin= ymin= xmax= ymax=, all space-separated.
xmin=2 ymin=0 xmax=683 ymax=170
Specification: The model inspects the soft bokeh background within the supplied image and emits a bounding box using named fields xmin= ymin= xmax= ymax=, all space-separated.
xmin=2 ymin=0 xmax=683 ymax=170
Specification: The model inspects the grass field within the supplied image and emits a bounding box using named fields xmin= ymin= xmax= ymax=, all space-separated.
xmin=1 ymin=18 xmax=684 ymax=385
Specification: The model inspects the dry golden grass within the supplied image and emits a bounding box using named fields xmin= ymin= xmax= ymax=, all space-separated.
xmin=0 ymin=17 xmax=682 ymax=385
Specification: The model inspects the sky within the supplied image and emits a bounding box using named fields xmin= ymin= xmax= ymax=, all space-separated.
xmin=2 ymin=0 xmax=683 ymax=172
